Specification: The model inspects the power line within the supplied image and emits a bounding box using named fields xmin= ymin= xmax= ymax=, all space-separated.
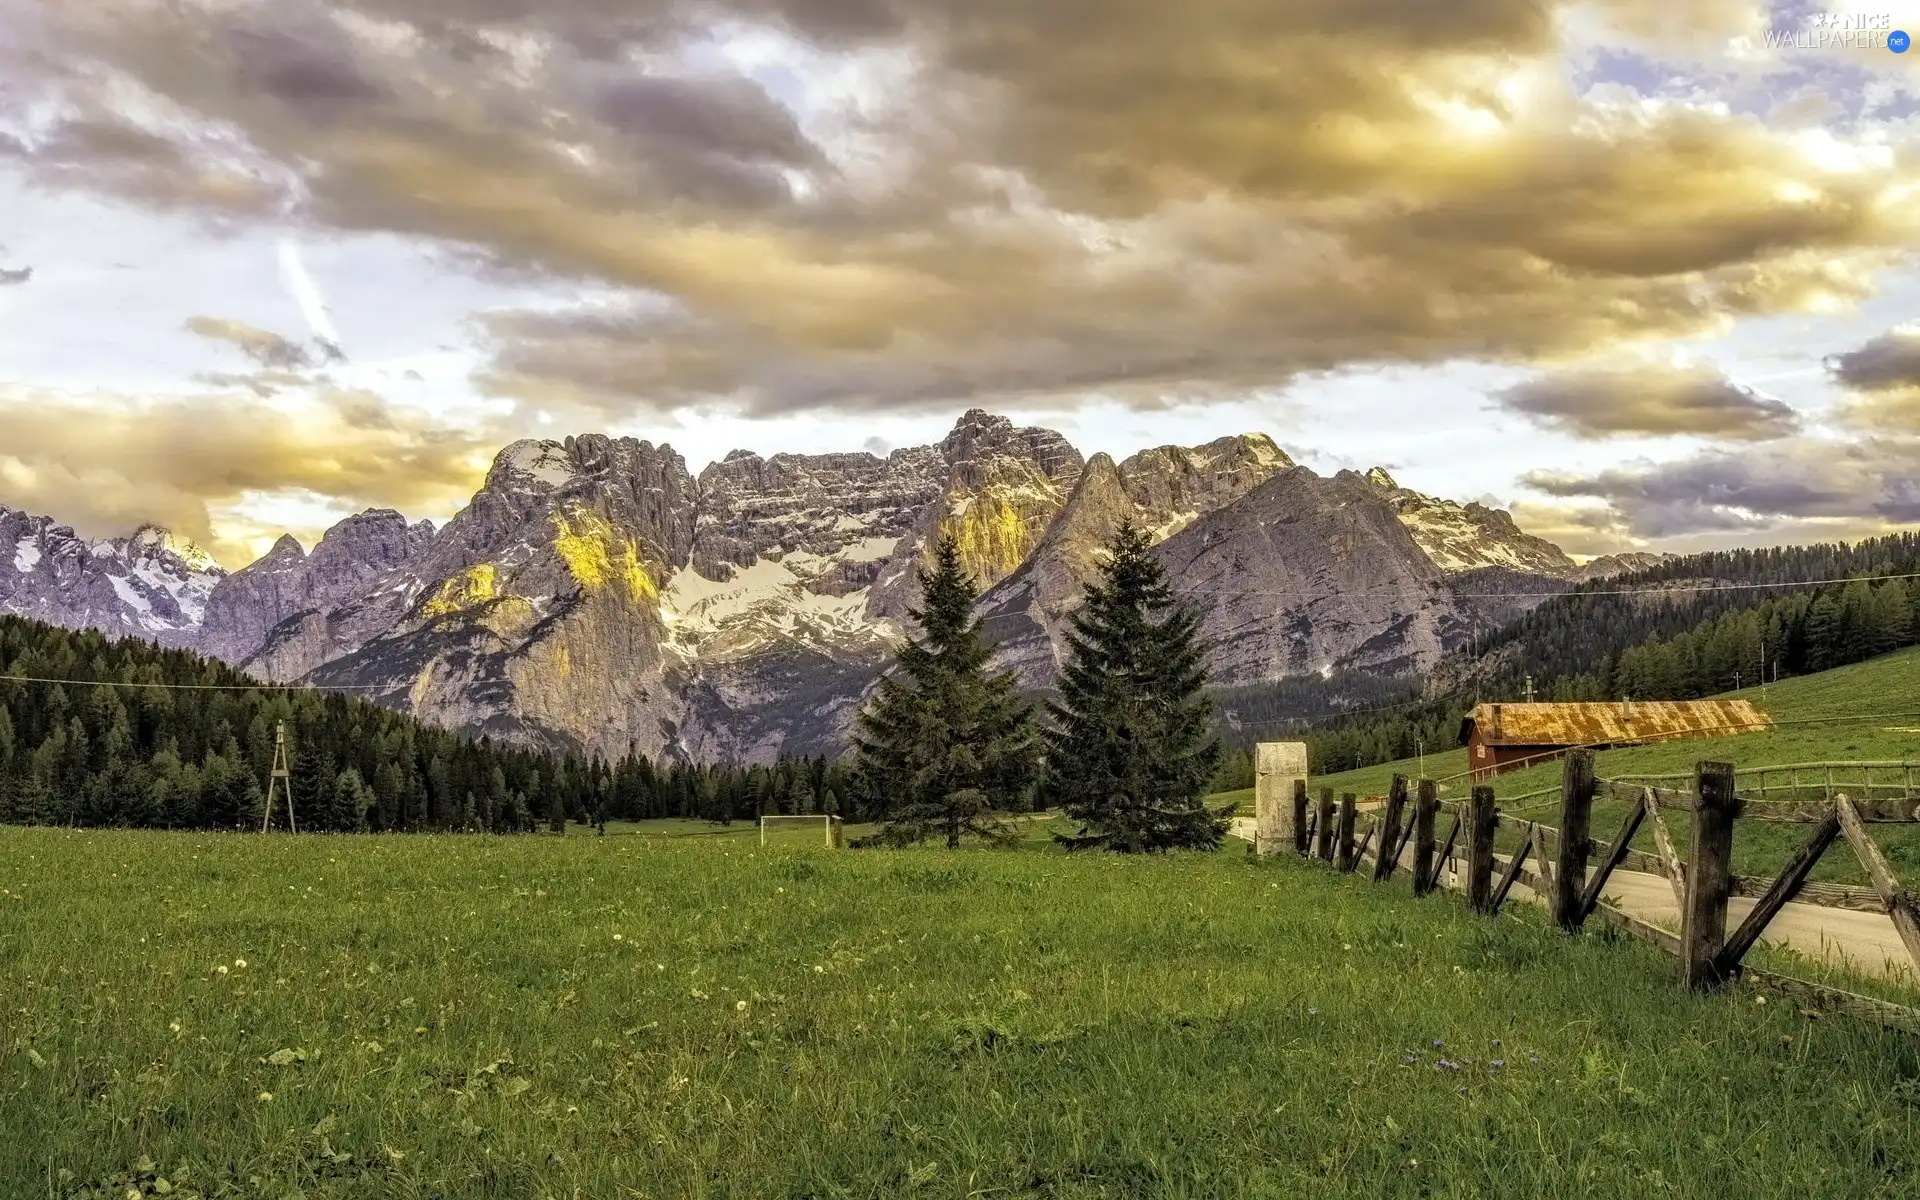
xmin=1224 ymin=569 xmax=1920 ymax=601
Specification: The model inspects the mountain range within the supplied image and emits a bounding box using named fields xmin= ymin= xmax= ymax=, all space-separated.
xmin=0 ymin=410 xmax=1665 ymax=762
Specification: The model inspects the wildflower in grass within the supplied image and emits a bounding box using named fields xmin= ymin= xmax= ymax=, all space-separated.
xmin=257 ymin=1092 xmax=273 ymax=1103
xmin=1308 ymin=1007 xmax=1318 ymax=1016
xmin=234 ymin=959 xmax=246 ymax=969
xmin=1432 ymin=1039 xmax=1443 ymax=1047
xmin=736 ymin=1000 xmax=749 ymax=1012
xmin=1491 ymin=1060 xmax=1506 ymax=1070
xmin=215 ymin=965 xmax=228 ymax=976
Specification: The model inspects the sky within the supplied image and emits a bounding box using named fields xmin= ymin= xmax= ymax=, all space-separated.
xmin=1 ymin=0 xmax=1918 ymax=569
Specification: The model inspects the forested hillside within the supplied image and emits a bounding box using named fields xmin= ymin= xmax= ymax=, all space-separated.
xmin=1461 ymin=533 xmax=1920 ymax=698
xmin=0 ymin=616 xmax=860 ymax=831
xmin=1215 ymin=533 xmax=1920 ymax=778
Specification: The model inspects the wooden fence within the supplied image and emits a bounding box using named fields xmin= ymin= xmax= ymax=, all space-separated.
xmin=1284 ymin=753 xmax=1920 ymax=1035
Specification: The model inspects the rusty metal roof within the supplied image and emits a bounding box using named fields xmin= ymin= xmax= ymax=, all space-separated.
xmin=1458 ymin=700 xmax=1772 ymax=748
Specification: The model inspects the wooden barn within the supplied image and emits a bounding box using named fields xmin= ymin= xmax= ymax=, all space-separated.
xmin=1459 ymin=700 xmax=1772 ymax=781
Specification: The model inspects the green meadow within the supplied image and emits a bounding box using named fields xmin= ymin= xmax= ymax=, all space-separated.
xmin=4 ymin=826 xmax=1919 ymax=1198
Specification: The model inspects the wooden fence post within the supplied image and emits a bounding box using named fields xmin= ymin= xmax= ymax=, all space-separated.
xmin=1373 ymin=775 xmax=1410 ymax=882
xmin=1682 ymin=761 xmax=1739 ymax=990
xmin=1292 ymin=779 xmax=1310 ymax=856
xmin=1467 ymin=787 xmax=1497 ymax=915
xmin=1335 ymin=794 xmax=1358 ymax=872
xmin=1552 ymin=749 xmax=1596 ymax=931
xmin=1411 ymin=780 xmax=1439 ymax=896
xmin=1315 ymin=788 xmax=1336 ymax=862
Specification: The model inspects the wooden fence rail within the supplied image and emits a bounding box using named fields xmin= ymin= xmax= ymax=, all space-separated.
xmin=1295 ymin=755 xmax=1920 ymax=1037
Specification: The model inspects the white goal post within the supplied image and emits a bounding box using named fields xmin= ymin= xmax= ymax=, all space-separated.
xmin=759 ymin=813 xmax=845 ymax=848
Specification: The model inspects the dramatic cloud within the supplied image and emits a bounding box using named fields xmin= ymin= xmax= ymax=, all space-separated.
xmin=1495 ymin=362 xmax=1803 ymax=441
xmin=2 ymin=0 xmax=1918 ymax=556
xmin=1826 ymin=327 xmax=1920 ymax=393
xmin=1826 ymin=326 xmax=1920 ymax=434
xmin=0 ymin=382 xmax=504 ymax=566
xmin=1524 ymin=439 xmax=1920 ymax=539
xmin=7 ymin=0 xmax=1918 ymax=418
xmin=185 ymin=317 xmax=320 ymax=371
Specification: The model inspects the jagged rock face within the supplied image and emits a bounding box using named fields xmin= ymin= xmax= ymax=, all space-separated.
xmin=260 ymin=435 xmax=702 ymax=759
xmin=197 ymin=511 xmax=433 ymax=664
xmin=0 ymin=506 xmax=223 ymax=644
xmin=1156 ymin=468 xmax=1458 ymax=684
xmin=1361 ymin=468 xmax=1581 ymax=577
xmin=6 ymin=411 xmax=1618 ymax=764
xmin=981 ymin=434 xmax=1295 ymax=687
xmin=865 ymin=409 xmax=1085 ymax=620
xmin=690 ymin=446 xmax=945 ymax=594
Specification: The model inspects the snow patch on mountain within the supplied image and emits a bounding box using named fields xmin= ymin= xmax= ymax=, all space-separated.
xmin=839 ymin=536 xmax=900 ymax=563
xmin=497 ymin=440 xmax=578 ymax=489
xmin=661 ymin=558 xmax=894 ymax=663
xmin=1362 ymin=469 xmax=1580 ymax=578
xmin=12 ymin=538 xmax=38 ymax=572
xmin=108 ymin=574 xmax=154 ymax=617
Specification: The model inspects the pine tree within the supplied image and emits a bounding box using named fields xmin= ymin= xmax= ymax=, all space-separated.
xmin=851 ymin=535 xmax=1038 ymax=848
xmin=1044 ymin=521 xmax=1228 ymax=852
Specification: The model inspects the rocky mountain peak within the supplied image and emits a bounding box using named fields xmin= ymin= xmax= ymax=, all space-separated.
xmin=0 ymin=509 xmax=220 ymax=644
xmin=127 ymin=524 xmax=223 ymax=575
xmin=262 ymin=534 xmax=307 ymax=565
xmin=196 ymin=506 xmax=443 ymax=666
xmin=939 ymin=410 xmax=1083 ymax=487
xmin=0 ymin=410 xmax=1621 ymax=766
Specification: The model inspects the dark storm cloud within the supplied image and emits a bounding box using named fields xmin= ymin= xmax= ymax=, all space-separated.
xmin=228 ymin=26 xmax=394 ymax=114
xmin=1826 ymin=329 xmax=1920 ymax=392
xmin=1524 ymin=438 xmax=1920 ymax=537
xmin=1495 ymin=363 xmax=1803 ymax=441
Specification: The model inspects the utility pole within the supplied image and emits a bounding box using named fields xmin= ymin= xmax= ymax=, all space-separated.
xmin=262 ymin=720 xmax=296 ymax=833
xmin=1524 ymin=675 xmax=1535 ymax=704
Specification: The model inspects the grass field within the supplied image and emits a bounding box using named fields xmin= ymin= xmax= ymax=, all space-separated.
xmin=5 ymin=827 xmax=1920 ymax=1198
xmin=1214 ymin=647 xmax=1920 ymax=886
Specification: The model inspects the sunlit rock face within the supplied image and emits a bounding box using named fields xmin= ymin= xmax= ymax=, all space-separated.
xmin=7 ymin=413 xmax=1602 ymax=763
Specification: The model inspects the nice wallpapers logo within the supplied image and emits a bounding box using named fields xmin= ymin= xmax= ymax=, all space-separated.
xmin=1762 ymin=13 xmax=1909 ymax=52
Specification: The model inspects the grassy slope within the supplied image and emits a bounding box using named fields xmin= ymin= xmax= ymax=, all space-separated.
xmin=4 ymin=828 xmax=1919 ymax=1199
xmin=1217 ymin=646 xmax=1920 ymax=884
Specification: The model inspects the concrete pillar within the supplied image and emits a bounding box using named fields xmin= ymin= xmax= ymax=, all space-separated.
xmin=1254 ymin=742 xmax=1309 ymax=857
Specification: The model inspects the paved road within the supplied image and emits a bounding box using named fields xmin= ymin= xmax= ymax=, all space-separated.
xmin=1230 ymin=817 xmax=1918 ymax=984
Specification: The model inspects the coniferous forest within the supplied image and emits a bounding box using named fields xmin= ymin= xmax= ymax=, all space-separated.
xmin=6 ymin=533 xmax=1917 ymax=830
xmin=0 ymin=615 xmax=861 ymax=832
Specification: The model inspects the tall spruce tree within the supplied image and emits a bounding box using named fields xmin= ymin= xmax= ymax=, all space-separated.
xmin=851 ymin=535 xmax=1038 ymax=848
xmin=1045 ymin=521 xmax=1228 ymax=852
